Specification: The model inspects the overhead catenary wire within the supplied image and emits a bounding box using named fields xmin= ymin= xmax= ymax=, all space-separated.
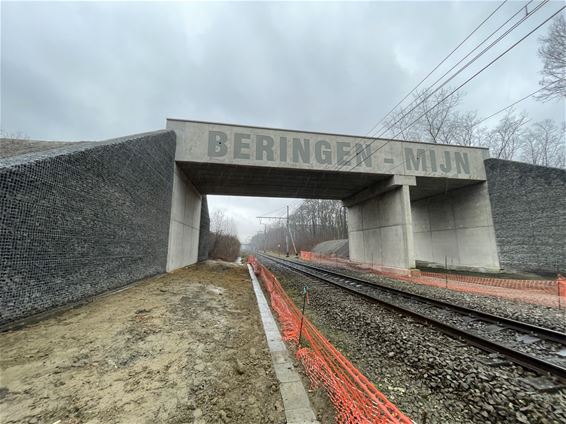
xmin=313 ymin=0 xmax=516 ymax=180
xmin=475 ymin=86 xmax=547 ymax=126
xmin=362 ymin=0 xmax=511 ymax=142
xmin=258 ymin=198 xmax=303 ymax=219
xmin=345 ymin=4 xmax=565 ymax=173
xmin=372 ymin=0 xmax=546 ymax=140
xmin=328 ymin=0 xmax=543 ymax=177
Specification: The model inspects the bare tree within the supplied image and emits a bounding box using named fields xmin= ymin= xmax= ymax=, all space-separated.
xmin=383 ymin=99 xmax=425 ymax=142
xmin=250 ymin=200 xmax=347 ymax=253
xmin=0 ymin=129 xmax=30 ymax=140
xmin=485 ymin=110 xmax=529 ymax=160
xmin=208 ymin=210 xmax=240 ymax=261
xmin=521 ymin=119 xmax=566 ymax=168
xmin=419 ymin=89 xmax=464 ymax=144
xmin=384 ymin=87 xmax=465 ymax=144
xmin=446 ymin=110 xmax=485 ymax=146
xmin=537 ymin=14 xmax=566 ymax=101
xmin=210 ymin=210 xmax=236 ymax=236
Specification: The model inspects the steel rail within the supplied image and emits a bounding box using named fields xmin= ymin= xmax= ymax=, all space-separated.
xmin=258 ymin=253 xmax=566 ymax=381
xmin=262 ymin=254 xmax=566 ymax=345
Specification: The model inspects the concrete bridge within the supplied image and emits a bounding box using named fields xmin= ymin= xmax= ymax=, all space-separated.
xmin=166 ymin=119 xmax=500 ymax=274
xmin=2 ymin=121 xmax=564 ymax=325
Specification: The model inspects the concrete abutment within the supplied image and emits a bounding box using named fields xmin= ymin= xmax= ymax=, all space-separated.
xmin=166 ymin=164 xmax=204 ymax=271
xmin=345 ymin=178 xmax=500 ymax=274
xmin=411 ymin=182 xmax=500 ymax=272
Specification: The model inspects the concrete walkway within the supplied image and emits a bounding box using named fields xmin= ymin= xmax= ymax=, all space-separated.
xmin=247 ymin=264 xmax=319 ymax=424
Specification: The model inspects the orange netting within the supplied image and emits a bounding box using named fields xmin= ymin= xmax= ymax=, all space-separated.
xmin=559 ymin=274 xmax=566 ymax=298
xmin=248 ymin=256 xmax=412 ymax=424
xmin=300 ymin=251 xmax=566 ymax=309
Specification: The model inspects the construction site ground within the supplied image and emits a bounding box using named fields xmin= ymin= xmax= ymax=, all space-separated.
xmin=0 ymin=261 xmax=286 ymax=424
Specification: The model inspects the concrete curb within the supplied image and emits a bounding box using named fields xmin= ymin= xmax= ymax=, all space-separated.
xmin=247 ymin=264 xmax=319 ymax=424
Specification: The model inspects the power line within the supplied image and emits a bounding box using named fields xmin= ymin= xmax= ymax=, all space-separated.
xmin=333 ymin=0 xmax=542 ymax=174
xmin=374 ymin=0 xmax=545 ymax=140
xmin=389 ymin=5 xmax=563 ymax=141
xmin=355 ymin=85 xmax=550 ymax=177
xmin=258 ymin=198 xmax=303 ymax=220
xmin=475 ymin=86 xmax=546 ymax=125
xmin=314 ymin=1 xmax=539 ymax=203
xmin=259 ymin=204 xmax=288 ymax=217
xmin=353 ymin=0 xmax=546 ymax=158
xmin=258 ymin=199 xmax=299 ymax=217
xmin=365 ymin=0 xmax=511 ymax=140
xmin=347 ymin=4 xmax=565 ymax=172
xmin=313 ymin=0 xmax=512 ymax=179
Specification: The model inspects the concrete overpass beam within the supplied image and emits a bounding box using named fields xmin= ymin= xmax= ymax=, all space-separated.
xmin=166 ymin=164 xmax=202 ymax=271
xmin=343 ymin=175 xmax=416 ymax=208
xmin=347 ymin=181 xmax=416 ymax=273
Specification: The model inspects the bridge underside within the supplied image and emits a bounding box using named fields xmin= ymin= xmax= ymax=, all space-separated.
xmin=172 ymin=161 xmax=500 ymax=274
xmin=177 ymin=161 xmax=480 ymax=201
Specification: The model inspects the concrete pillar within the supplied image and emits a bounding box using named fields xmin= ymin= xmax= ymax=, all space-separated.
xmin=166 ymin=164 xmax=202 ymax=271
xmin=346 ymin=177 xmax=416 ymax=273
xmin=411 ymin=182 xmax=500 ymax=272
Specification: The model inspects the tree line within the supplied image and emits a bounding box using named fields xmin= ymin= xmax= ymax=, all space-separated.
xmin=250 ymin=199 xmax=347 ymax=254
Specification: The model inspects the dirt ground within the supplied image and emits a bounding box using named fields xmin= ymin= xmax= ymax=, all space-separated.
xmin=0 ymin=261 xmax=286 ymax=424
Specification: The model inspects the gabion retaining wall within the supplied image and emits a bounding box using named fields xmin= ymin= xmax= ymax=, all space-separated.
xmin=0 ymin=131 xmax=176 ymax=324
xmin=485 ymin=158 xmax=566 ymax=275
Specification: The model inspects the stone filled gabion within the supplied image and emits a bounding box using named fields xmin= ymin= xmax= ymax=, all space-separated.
xmin=485 ymin=159 xmax=566 ymax=275
xmin=0 ymin=131 xmax=176 ymax=324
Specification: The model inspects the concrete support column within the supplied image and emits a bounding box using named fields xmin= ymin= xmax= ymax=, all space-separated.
xmin=166 ymin=164 xmax=202 ymax=271
xmin=411 ymin=182 xmax=500 ymax=272
xmin=346 ymin=177 xmax=416 ymax=273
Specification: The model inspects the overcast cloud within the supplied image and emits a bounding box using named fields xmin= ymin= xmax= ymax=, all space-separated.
xmin=2 ymin=1 xmax=564 ymax=242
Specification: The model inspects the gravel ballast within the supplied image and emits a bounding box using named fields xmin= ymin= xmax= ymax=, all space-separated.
xmin=301 ymin=259 xmax=566 ymax=333
xmin=261 ymin=257 xmax=566 ymax=424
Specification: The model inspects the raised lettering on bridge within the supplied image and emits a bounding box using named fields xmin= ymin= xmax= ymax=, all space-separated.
xmin=167 ymin=120 xmax=488 ymax=180
xmin=208 ymin=130 xmax=373 ymax=168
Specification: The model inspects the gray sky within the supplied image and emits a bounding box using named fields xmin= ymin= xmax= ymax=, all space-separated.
xmin=2 ymin=1 xmax=564 ymax=242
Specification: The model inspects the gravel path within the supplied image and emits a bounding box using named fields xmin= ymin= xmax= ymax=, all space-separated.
xmin=262 ymin=257 xmax=566 ymax=424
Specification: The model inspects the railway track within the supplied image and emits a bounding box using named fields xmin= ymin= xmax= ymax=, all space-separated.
xmin=257 ymin=253 xmax=566 ymax=383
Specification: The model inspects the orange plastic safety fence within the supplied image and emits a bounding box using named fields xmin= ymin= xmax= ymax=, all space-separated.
xmin=302 ymin=251 xmax=565 ymax=308
xmin=248 ymin=256 xmax=412 ymax=424
xmin=559 ymin=275 xmax=566 ymax=299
